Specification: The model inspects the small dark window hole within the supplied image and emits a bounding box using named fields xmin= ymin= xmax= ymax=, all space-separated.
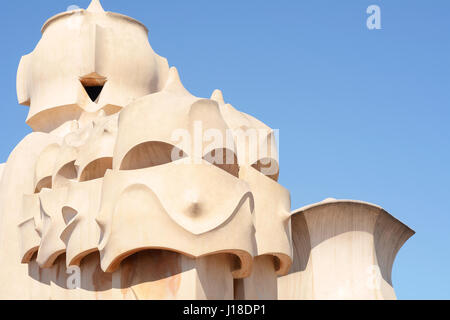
xmin=83 ymin=84 xmax=104 ymax=102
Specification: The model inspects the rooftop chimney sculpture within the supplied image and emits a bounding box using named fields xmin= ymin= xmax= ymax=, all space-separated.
xmin=0 ymin=0 xmax=414 ymax=300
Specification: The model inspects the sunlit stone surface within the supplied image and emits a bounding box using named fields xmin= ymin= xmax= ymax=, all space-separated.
xmin=0 ymin=0 xmax=414 ymax=300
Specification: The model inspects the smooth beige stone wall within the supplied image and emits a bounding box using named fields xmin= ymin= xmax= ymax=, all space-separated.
xmin=278 ymin=200 xmax=415 ymax=300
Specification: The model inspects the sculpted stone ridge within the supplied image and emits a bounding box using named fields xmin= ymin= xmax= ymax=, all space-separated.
xmin=0 ymin=0 xmax=414 ymax=300
xmin=15 ymin=0 xmax=286 ymax=280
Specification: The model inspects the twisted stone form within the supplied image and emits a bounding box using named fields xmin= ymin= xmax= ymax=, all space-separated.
xmin=0 ymin=0 xmax=414 ymax=300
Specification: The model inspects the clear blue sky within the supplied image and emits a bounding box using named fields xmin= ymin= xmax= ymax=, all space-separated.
xmin=0 ymin=0 xmax=449 ymax=299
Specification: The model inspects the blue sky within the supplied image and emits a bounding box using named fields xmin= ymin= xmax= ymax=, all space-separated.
xmin=0 ymin=0 xmax=449 ymax=299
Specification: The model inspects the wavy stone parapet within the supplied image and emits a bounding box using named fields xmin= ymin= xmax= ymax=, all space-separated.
xmin=15 ymin=62 xmax=287 ymax=282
